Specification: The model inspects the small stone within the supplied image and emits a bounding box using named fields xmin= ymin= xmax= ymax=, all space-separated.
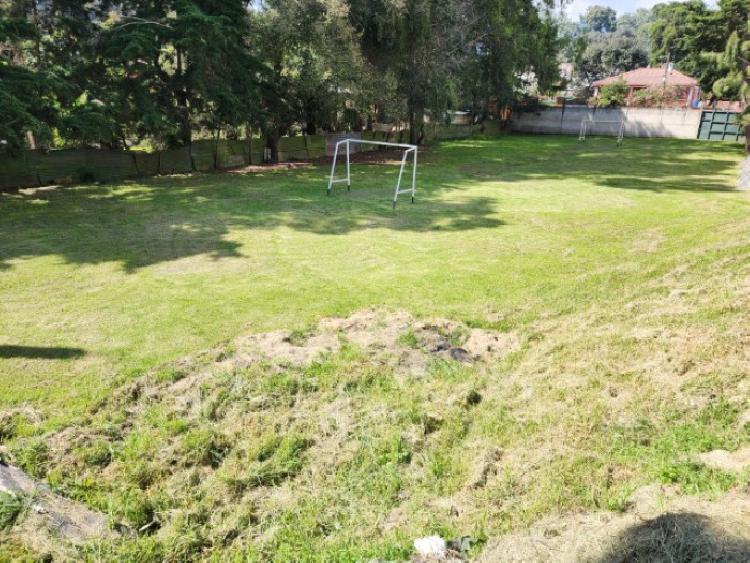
xmin=449 ymin=347 xmax=471 ymax=362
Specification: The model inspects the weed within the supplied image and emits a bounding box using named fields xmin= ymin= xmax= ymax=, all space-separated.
xmin=181 ymin=428 xmax=232 ymax=468
xmin=13 ymin=438 xmax=50 ymax=479
xmin=0 ymin=493 xmax=24 ymax=530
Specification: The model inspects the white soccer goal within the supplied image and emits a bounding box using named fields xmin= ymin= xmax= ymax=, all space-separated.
xmin=326 ymin=139 xmax=417 ymax=209
xmin=578 ymin=115 xmax=626 ymax=145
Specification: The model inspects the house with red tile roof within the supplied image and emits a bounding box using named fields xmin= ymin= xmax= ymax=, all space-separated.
xmin=592 ymin=66 xmax=701 ymax=107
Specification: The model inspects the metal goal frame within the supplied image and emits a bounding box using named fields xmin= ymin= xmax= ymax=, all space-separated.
xmin=578 ymin=116 xmax=626 ymax=145
xmin=326 ymin=139 xmax=418 ymax=209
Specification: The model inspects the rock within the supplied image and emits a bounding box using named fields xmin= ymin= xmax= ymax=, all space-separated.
xmin=414 ymin=535 xmax=448 ymax=558
xmin=697 ymin=448 xmax=750 ymax=473
xmin=449 ymin=348 xmax=471 ymax=362
xmin=0 ymin=462 xmax=116 ymax=544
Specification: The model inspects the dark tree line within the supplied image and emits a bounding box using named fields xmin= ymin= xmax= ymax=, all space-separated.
xmin=0 ymin=0 xmax=561 ymax=155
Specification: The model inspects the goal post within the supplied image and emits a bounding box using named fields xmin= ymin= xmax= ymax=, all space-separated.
xmin=578 ymin=115 xmax=626 ymax=145
xmin=326 ymin=138 xmax=418 ymax=209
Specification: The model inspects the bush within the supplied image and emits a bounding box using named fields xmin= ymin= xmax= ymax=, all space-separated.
xmin=595 ymin=79 xmax=628 ymax=108
xmin=629 ymin=86 xmax=682 ymax=108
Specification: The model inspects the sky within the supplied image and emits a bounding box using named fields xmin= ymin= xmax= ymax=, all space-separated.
xmin=564 ymin=0 xmax=717 ymax=18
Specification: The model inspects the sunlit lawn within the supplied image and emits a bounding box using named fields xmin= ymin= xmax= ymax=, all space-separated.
xmin=0 ymin=135 xmax=745 ymax=419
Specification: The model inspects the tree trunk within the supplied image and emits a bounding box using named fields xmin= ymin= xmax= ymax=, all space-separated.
xmin=175 ymin=48 xmax=191 ymax=146
xmin=266 ymin=130 xmax=280 ymax=164
xmin=306 ymin=118 xmax=316 ymax=136
xmin=247 ymin=124 xmax=253 ymax=165
xmin=408 ymin=100 xmax=417 ymax=145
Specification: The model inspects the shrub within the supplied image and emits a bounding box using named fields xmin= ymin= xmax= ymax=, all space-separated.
xmin=629 ymin=86 xmax=682 ymax=108
xmin=595 ymin=79 xmax=628 ymax=108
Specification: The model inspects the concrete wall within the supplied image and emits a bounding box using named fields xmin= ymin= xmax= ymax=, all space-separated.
xmin=511 ymin=106 xmax=703 ymax=139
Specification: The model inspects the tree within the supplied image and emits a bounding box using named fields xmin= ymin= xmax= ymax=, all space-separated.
xmin=709 ymin=18 xmax=750 ymax=149
xmin=465 ymin=0 xmax=560 ymax=118
xmin=251 ymin=0 xmax=366 ymax=161
xmin=583 ymin=5 xmax=617 ymax=33
xmin=578 ymin=31 xmax=649 ymax=85
xmin=649 ymin=1 xmax=724 ymax=90
xmin=0 ymin=14 xmax=63 ymax=152
xmin=572 ymin=7 xmax=650 ymax=88
xmin=349 ymin=0 xmax=560 ymax=141
xmin=98 ymin=0 xmax=263 ymax=148
xmin=347 ymin=0 xmax=465 ymax=144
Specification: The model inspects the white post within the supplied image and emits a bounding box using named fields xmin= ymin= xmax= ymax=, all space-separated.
xmin=411 ymin=147 xmax=417 ymax=203
xmin=393 ymin=149 xmax=409 ymax=209
xmin=327 ymin=142 xmax=339 ymax=196
xmin=346 ymin=140 xmax=351 ymax=191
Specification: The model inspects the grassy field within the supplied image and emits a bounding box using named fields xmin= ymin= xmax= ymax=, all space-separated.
xmin=1 ymin=134 xmax=750 ymax=560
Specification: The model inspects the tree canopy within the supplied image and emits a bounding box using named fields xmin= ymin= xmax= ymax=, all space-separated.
xmin=0 ymin=0 xmax=561 ymax=154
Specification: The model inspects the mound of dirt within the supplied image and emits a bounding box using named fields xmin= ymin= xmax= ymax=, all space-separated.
xmin=1 ymin=309 xmax=518 ymax=559
xmin=227 ymin=309 xmax=516 ymax=370
xmin=477 ymin=488 xmax=750 ymax=562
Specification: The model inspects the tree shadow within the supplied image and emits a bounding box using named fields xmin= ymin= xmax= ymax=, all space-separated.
xmin=456 ymin=136 xmax=743 ymax=193
xmin=0 ymin=345 xmax=86 ymax=359
xmin=0 ymin=135 xmax=742 ymax=272
xmin=596 ymin=512 xmax=750 ymax=563
xmin=0 ymin=163 xmax=505 ymax=271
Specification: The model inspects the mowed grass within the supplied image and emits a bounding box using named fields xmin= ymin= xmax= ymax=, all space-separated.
xmin=0 ymin=135 xmax=743 ymax=415
xmin=2 ymin=135 xmax=750 ymax=559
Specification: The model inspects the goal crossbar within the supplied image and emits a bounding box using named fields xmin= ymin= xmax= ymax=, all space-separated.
xmin=326 ymin=138 xmax=418 ymax=209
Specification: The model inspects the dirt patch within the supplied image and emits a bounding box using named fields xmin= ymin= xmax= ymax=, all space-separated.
xmin=227 ymin=309 xmax=517 ymax=368
xmin=228 ymin=162 xmax=312 ymax=174
xmin=465 ymin=447 xmax=503 ymax=489
xmin=232 ymin=329 xmax=341 ymax=366
xmin=478 ymin=489 xmax=750 ymax=562
xmin=697 ymin=448 xmax=750 ymax=473
xmin=318 ymin=309 xmax=413 ymax=349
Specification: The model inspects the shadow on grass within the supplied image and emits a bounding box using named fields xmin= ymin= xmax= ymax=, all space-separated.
xmin=0 ymin=135 xmax=742 ymax=272
xmin=0 ymin=345 xmax=86 ymax=359
xmin=597 ymin=512 xmax=750 ymax=563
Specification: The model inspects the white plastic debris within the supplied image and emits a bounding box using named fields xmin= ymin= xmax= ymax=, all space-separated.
xmin=414 ymin=535 xmax=448 ymax=558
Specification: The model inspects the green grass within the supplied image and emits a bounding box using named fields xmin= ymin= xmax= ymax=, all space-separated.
xmin=1 ymin=134 xmax=749 ymax=560
xmin=0 ymin=135 xmax=743 ymax=415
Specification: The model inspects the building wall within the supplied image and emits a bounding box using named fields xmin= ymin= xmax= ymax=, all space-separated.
xmin=511 ymin=106 xmax=703 ymax=139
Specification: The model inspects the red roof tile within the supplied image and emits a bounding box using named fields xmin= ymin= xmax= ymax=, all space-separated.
xmin=592 ymin=67 xmax=698 ymax=88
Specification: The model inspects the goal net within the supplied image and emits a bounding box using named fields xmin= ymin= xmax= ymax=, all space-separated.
xmin=578 ymin=115 xmax=626 ymax=145
xmin=326 ymin=139 xmax=418 ymax=209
